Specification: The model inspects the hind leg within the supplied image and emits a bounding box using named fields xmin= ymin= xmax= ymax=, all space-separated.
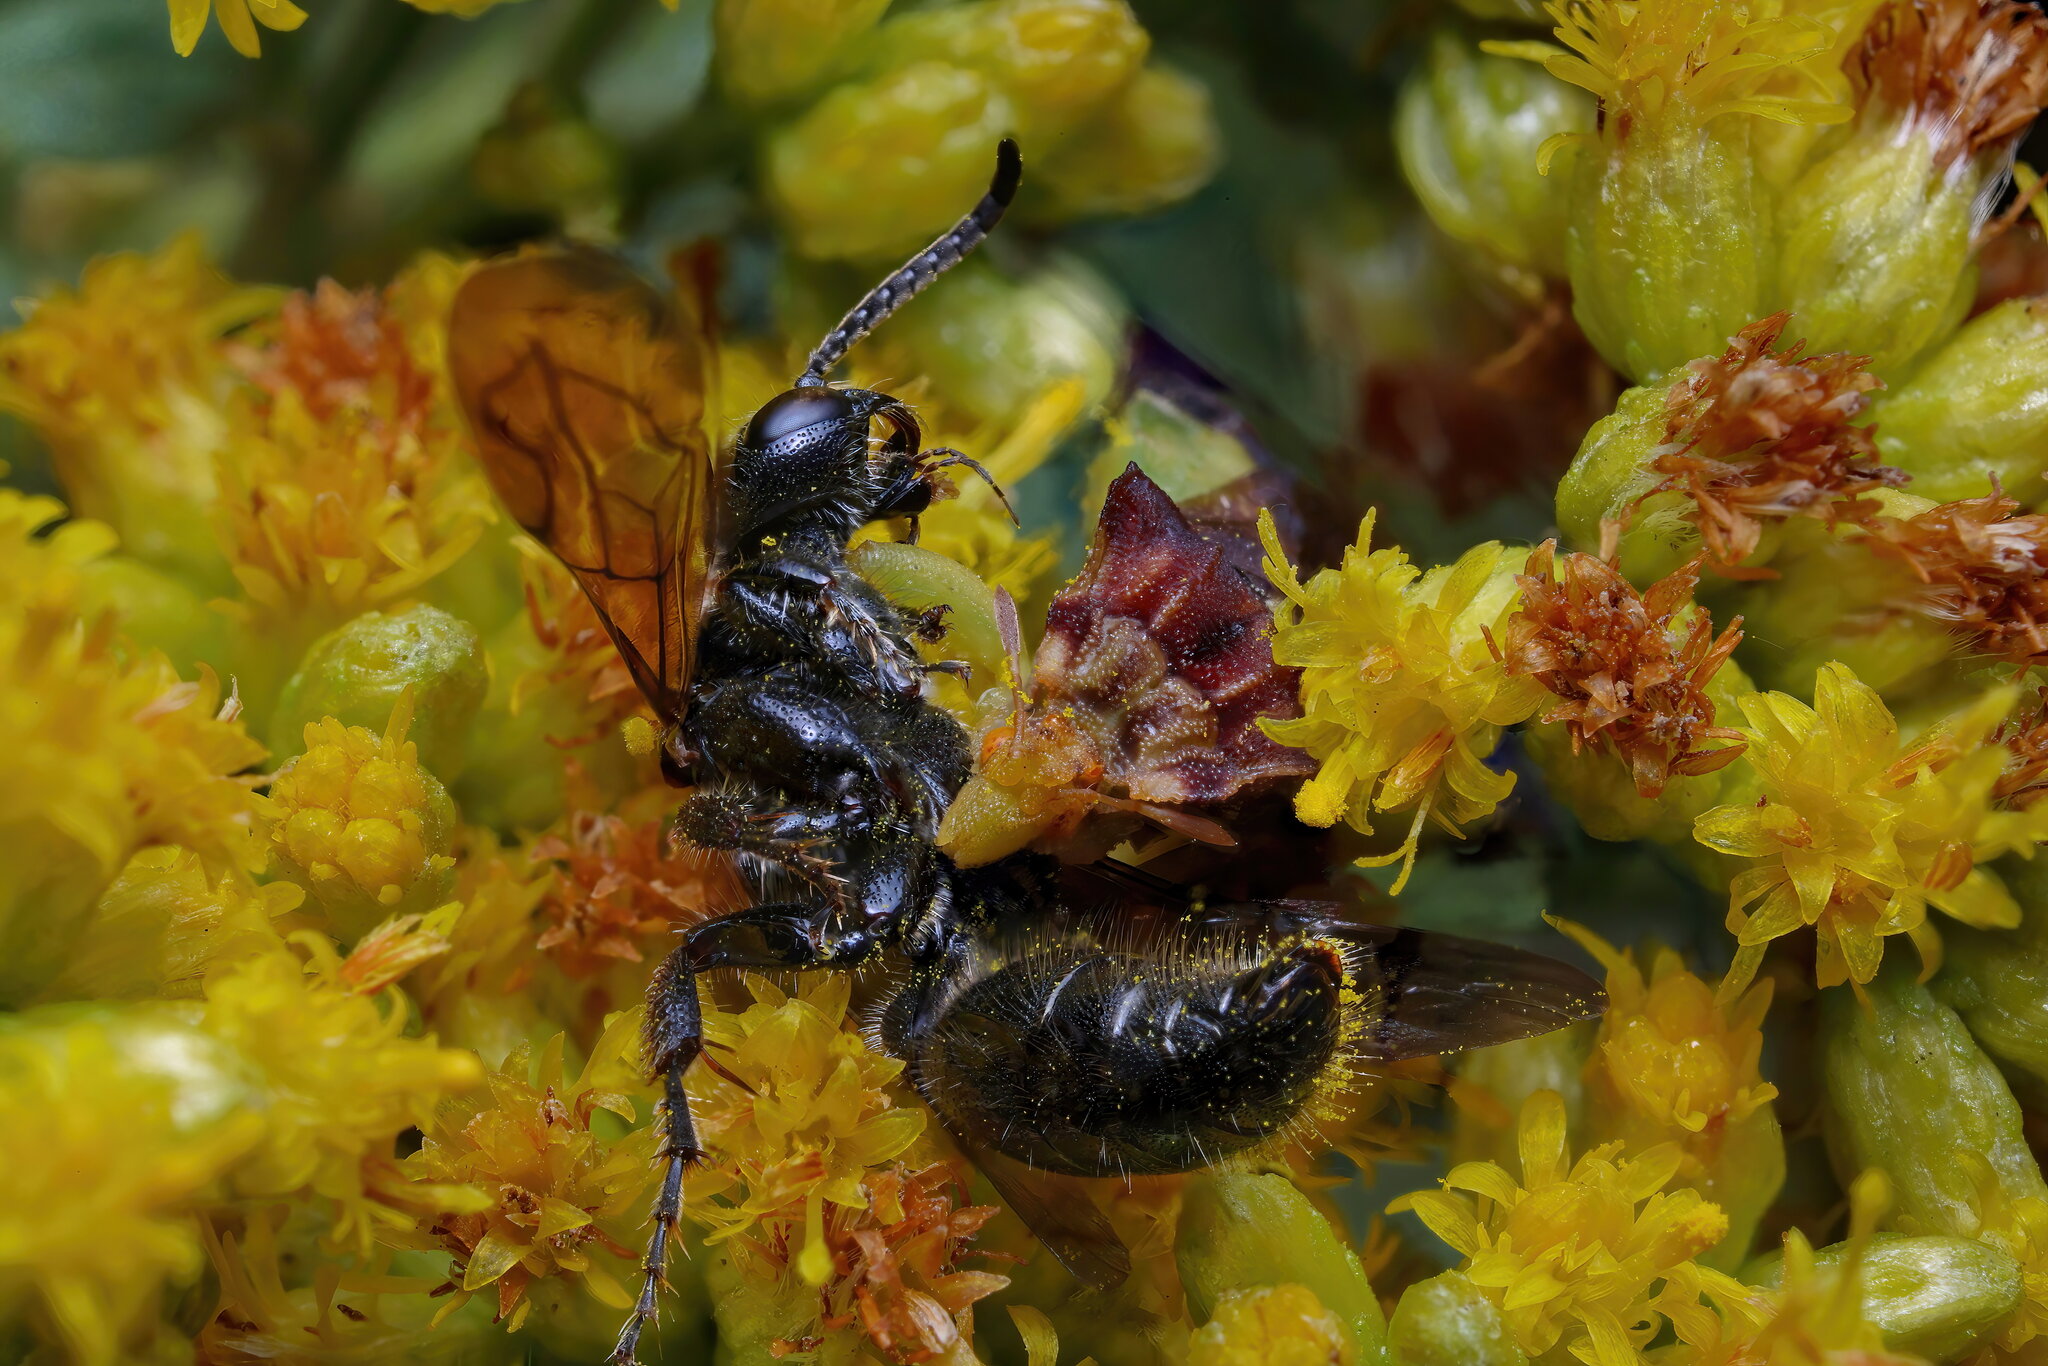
xmin=610 ymin=901 xmax=877 ymax=1366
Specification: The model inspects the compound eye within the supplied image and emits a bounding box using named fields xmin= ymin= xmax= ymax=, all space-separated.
xmin=745 ymin=386 xmax=853 ymax=449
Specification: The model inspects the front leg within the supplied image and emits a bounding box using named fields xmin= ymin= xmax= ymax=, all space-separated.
xmin=720 ymin=568 xmax=926 ymax=699
xmin=612 ymin=902 xmax=879 ymax=1366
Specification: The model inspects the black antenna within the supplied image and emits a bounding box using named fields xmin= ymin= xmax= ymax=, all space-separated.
xmin=798 ymin=138 xmax=1023 ymax=387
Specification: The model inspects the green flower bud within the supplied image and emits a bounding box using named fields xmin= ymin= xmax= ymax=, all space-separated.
xmin=1776 ymin=0 xmax=2048 ymax=374
xmin=1749 ymin=1232 xmax=2023 ymax=1364
xmin=471 ymin=82 xmax=623 ymax=240
xmin=1872 ymin=297 xmax=2048 ymax=505
xmin=1820 ymin=959 xmax=2048 ymax=1238
xmin=1937 ymin=858 xmax=2048 ymax=1108
xmin=1386 ymin=1271 xmax=1528 ymax=1366
xmin=1033 ymin=64 xmax=1220 ymax=220
xmin=270 ymin=605 xmax=487 ymax=782
xmin=1554 ymin=383 xmax=1700 ymax=580
xmin=1737 ymin=510 xmax=1958 ymax=699
xmin=767 ymin=61 xmax=1018 ymax=261
xmin=1176 ymin=1172 xmax=1390 ymax=1366
xmin=1566 ymin=113 xmax=1774 ymax=384
xmin=75 ymin=551 xmax=228 ymax=674
xmin=847 ymin=540 xmax=1006 ymax=686
xmin=1772 ymin=135 xmax=1974 ymax=376
xmin=873 ymin=0 xmax=1150 ymax=145
xmin=715 ymin=0 xmax=891 ymax=105
xmin=1085 ymin=386 xmax=1261 ymax=519
xmin=1192 ymin=1284 xmax=1359 ymax=1366
xmin=1394 ymin=29 xmax=1593 ymax=303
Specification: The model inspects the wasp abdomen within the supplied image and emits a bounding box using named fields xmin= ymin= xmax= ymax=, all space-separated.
xmin=901 ymin=937 xmax=1347 ymax=1178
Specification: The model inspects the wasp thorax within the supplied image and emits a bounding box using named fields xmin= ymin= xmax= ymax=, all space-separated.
xmin=896 ymin=933 xmax=1351 ymax=1178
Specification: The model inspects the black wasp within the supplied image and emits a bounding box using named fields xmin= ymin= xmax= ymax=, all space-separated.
xmin=448 ymin=139 xmax=1602 ymax=1365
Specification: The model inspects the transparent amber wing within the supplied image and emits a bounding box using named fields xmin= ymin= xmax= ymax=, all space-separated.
xmin=448 ymin=247 xmax=718 ymax=718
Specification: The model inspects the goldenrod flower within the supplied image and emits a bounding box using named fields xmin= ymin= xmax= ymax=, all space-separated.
xmin=260 ymin=691 xmax=458 ymax=939
xmin=1490 ymin=1 xmax=1867 ymax=380
xmin=1496 ymin=0 xmax=1862 ymax=132
xmin=1555 ymin=920 xmax=1782 ymax=1265
xmin=1260 ymin=510 xmax=1545 ymax=891
xmin=688 ymin=974 xmax=927 ymax=1282
xmin=1493 ymin=544 xmax=1745 ymax=798
xmin=1395 ymin=1089 xmax=1729 ymax=1365
xmin=681 ymin=974 xmax=1010 ymax=1360
xmin=405 ymin=837 xmax=555 ymax=1064
xmin=807 ymin=1162 xmax=1009 ymax=1364
xmin=1638 ymin=314 xmax=1897 ymax=578
xmin=1560 ymin=925 xmax=1776 ymax=1141
xmin=169 ymin=0 xmax=307 ymax=57
xmin=1189 ymin=1284 xmax=1358 ymax=1366
xmin=0 ymin=491 xmax=267 ymax=1001
xmin=374 ymin=1010 xmax=655 ymax=1331
xmin=195 ymin=1206 xmax=485 ymax=1365
xmin=212 ymin=281 xmax=492 ymax=706
xmin=1693 ymin=663 xmax=2048 ymax=994
xmin=0 ymin=235 xmax=276 ymax=582
xmin=1863 ymin=492 xmax=2048 ymax=670
xmin=529 ymin=777 xmax=738 ymax=981
xmin=1773 ymin=0 xmax=2048 ymax=371
xmin=1659 ymin=1171 xmax=1905 ymax=1365
xmin=1954 ymin=1152 xmax=2048 ymax=1350
xmin=169 ymin=0 xmax=556 ymax=56
xmin=0 ymin=1006 xmax=266 ymax=1366
xmin=40 ymin=846 xmax=305 ymax=1003
xmin=199 ymin=934 xmax=483 ymax=1249
xmin=510 ymin=549 xmax=657 ymax=744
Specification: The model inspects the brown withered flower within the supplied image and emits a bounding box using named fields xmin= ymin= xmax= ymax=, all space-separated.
xmin=938 ymin=465 xmax=1313 ymax=866
xmin=529 ymin=769 xmax=738 ymax=979
xmin=1641 ymin=314 xmax=1902 ymax=575
xmin=515 ymin=548 xmax=654 ymax=745
xmin=1491 ymin=542 xmax=1745 ymax=798
xmin=823 ymin=1164 xmax=1010 ymax=1366
xmin=1996 ymin=688 xmax=2048 ymax=808
xmin=1852 ymin=0 xmax=2048 ymax=177
xmin=234 ymin=279 xmax=437 ymax=439
xmin=1864 ymin=492 xmax=2048 ymax=665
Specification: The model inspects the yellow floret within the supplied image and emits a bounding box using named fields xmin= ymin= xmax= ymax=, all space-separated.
xmin=1260 ymin=509 xmax=1546 ymax=892
xmin=261 ymin=691 xmax=458 ymax=936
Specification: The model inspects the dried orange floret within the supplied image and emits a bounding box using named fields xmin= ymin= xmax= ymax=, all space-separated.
xmin=1492 ymin=542 xmax=1745 ymax=798
xmin=1641 ymin=314 xmax=1900 ymax=575
xmin=1864 ymin=492 xmax=2048 ymax=666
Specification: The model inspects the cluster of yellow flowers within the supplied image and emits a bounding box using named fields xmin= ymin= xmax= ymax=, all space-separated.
xmin=0 ymin=213 xmax=1118 ymax=1362
xmin=20 ymin=0 xmax=2048 ymax=1363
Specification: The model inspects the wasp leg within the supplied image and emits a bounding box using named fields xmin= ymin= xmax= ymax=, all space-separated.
xmin=673 ymin=789 xmax=860 ymax=877
xmin=611 ymin=902 xmax=878 ymax=1366
xmin=719 ymin=567 xmax=926 ymax=699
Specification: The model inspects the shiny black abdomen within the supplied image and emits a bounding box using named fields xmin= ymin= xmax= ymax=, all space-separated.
xmin=894 ymin=930 xmax=1346 ymax=1177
